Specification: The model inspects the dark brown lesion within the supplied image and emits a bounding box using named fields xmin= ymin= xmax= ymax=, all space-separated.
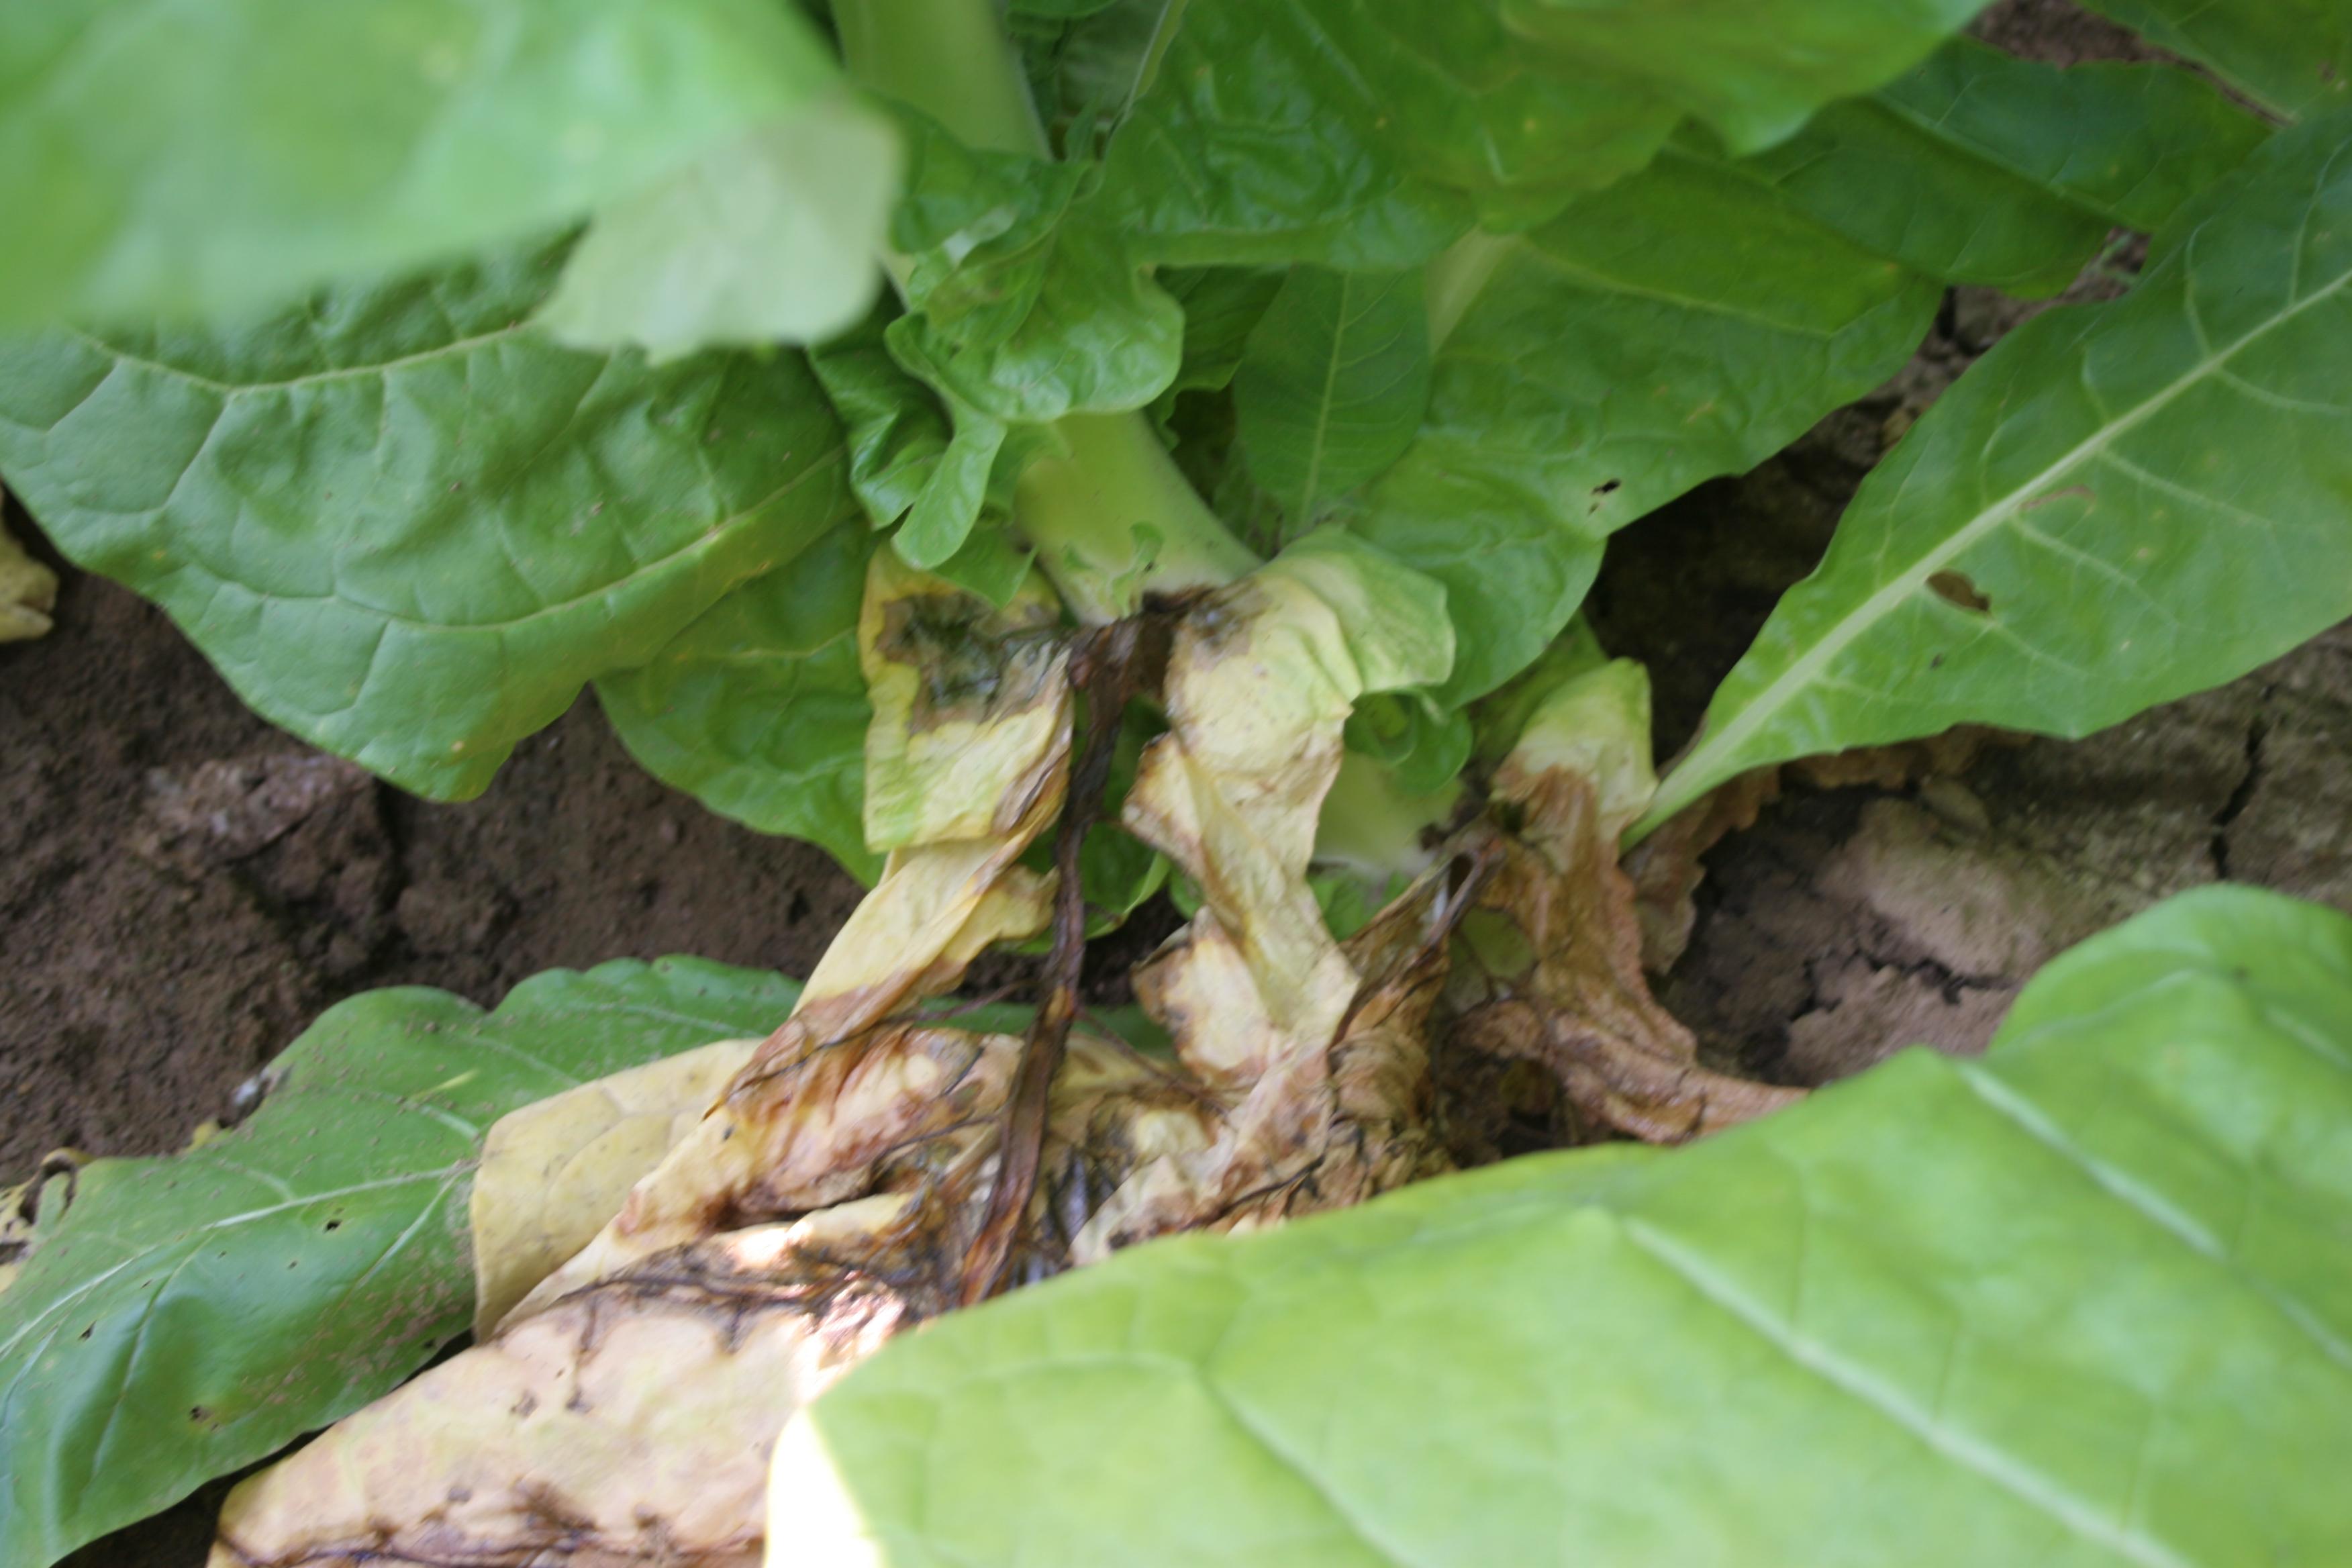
xmin=1927 ymin=569 xmax=1992 ymax=614
xmin=874 ymin=591 xmax=1067 ymax=732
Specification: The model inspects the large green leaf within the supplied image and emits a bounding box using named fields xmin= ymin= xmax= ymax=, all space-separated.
xmin=784 ymin=883 xmax=2352 ymax=1565
xmin=1348 ymin=154 xmax=1939 ymax=707
xmin=0 ymin=957 xmax=800 ymax=1568
xmin=1095 ymin=0 xmax=1653 ymax=260
xmin=0 ymin=0 xmax=842 ymax=328
xmin=535 ymin=101 xmax=902 ymax=360
xmin=599 ymin=520 xmax=883 ymax=882
xmin=0 ymin=240 xmax=855 ymax=800
xmin=2075 ymin=0 xmax=2352 ymax=121
xmin=1094 ymin=0 xmax=1993 ymax=266
xmin=1498 ymin=0 xmax=1993 ymax=155
xmin=1233 ymin=267 xmax=1432 ymax=533
xmin=1643 ymin=109 xmax=2352 ymax=832
xmin=1728 ymin=39 xmax=2271 ymax=295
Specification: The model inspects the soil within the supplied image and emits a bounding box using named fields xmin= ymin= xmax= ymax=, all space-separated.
xmin=0 ymin=543 xmax=871 ymax=1183
xmin=14 ymin=3 xmax=2339 ymax=1563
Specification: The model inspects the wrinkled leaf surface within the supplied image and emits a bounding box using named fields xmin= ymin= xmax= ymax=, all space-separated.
xmin=0 ymin=240 xmax=854 ymax=799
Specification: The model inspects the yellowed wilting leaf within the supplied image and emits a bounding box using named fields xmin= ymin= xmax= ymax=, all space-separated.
xmin=213 ymin=1193 xmax=934 ymax=1568
xmin=503 ymin=563 xmax=1073 ymax=1318
xmin=0 ymin=1180 xmax=32 ymax=1296
xmin=213 ymin=537 xmax=1542 ymax=1568
xmin=1080 ymin=541 xmax=1464 ymax=1254
xmin=0 ymin=519 xmax=58 ymax=642
xmin=214 ymin=555 xmax=1087 ymax=1568
xmin=1495 ymin=658 xmax=1657 ymax=844
xmin=213 ymin=1013 xmax=1208 ymax=1568
xmin=471 ymin=1037 xmax=760 ymax=1337
xmin=507 ymin=828 xmax=1061 ymax=1323
xmin=859 ymin=549 xmax=1068 ymax=853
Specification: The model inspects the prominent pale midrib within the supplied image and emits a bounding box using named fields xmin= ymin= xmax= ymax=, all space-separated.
xmin=1620 ymin=1217 xmax=2202 ymax=1568
xmin=0 ymin=1167 xmax=458 ymax=1365
xmin=1293 ymin=280 xmax=1351 ymax=521
xmin=1651 ymin=257 xmax=2352 ymax=827
xmin=181 ymin=469 xmax=854 ymax=638
xmin=1955 ymin=1062 xmax=2352 ymax=1373
xmin=1515 ymin=241 xmax=1849 ymax=340
xmin=68 ymin=324 xmax=530 ymax=396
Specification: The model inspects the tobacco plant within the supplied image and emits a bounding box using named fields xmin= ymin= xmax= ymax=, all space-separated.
xmin=2 ymin=0 xmax=2351 ymax=1563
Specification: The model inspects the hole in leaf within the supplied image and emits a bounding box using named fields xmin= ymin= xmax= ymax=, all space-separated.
xmin=1593 ymin=479 xmax=1621 ymax=496
xmin=324 ymin=1219 xmax=341 ymax=1232
xmin=1928 ymin=571 xmax=1991 ymax=614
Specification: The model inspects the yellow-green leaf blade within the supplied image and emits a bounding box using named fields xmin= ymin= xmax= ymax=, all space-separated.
xmin=1644 ymin=109 xmax=2352 ymax=834
xmin=2075 ymin=0 xmax=2352 ymax=121
xmin=0 ymin=0 xmax=844 ymax=328
xmin=597 ymin=520 xmax=881 ymax=881
xmin=0 ymin=241 xmax=854 ymax=799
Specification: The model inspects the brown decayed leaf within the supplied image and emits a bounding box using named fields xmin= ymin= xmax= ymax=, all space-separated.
xmin=212 ymin=559 xmax=1082 ymax=1568
xmin=1453 ymin=764 xmax=1802 ymax=1144
xmin=1623 ymin=767 xmax=1783 ymax=973
xmin=211 ymin=550 xmax=1796 ymax=1567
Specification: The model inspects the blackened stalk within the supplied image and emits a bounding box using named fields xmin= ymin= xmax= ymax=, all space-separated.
xmin=960 ymin=618 xmax=1147 ymax=1305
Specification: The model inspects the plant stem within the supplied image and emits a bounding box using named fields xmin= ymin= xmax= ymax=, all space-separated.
xmin=833 ymin=0 xmax=1047 ymax=156
xmin=1424 ymin=228 xmax=1516 ymax=352
xmin=833 ymin=0 xmax=1261 ymax=621
xmin=1014 ymin=415 xmax=1261 ymax=620
xmin=959 ymin=615 xmax=1158 ymax=1304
